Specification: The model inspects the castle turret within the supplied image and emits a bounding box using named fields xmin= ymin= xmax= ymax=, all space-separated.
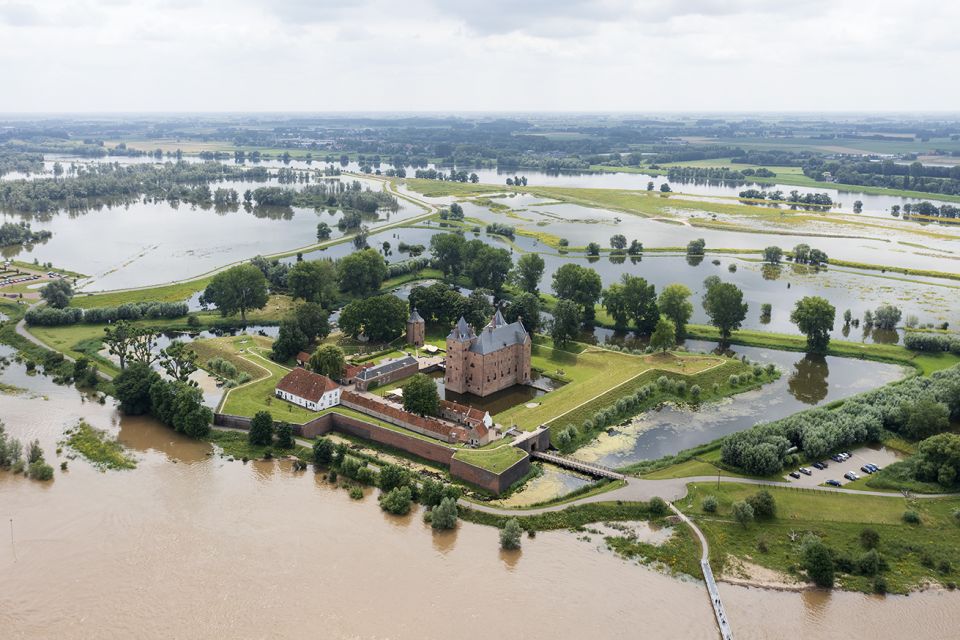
xmin=406 ymin=307 xmax=425 ymax=347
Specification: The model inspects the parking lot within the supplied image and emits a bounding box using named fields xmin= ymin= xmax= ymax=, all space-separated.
xmin=782 ymin=446 xmax=904 ymax=488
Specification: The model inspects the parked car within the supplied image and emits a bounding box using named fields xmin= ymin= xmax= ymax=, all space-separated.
xmin=799 ymin=467 xmax=812 ymax=476
xmin=813 ymin=462 xmax=826 ymax=470
xmin=844 ymin=471 xmax=859 ymax=481
xmin=826 ymin=480 xmax=842 ymax=487
xmin=831 ymin=454 xmax=844 ymax=462
xmin=861 ymin=465 xmax=873 ymax=474
xmin=867 ymin=464 xmax=881 ymax=472
xmin=789 ymin=471 xmax=801 ymax=479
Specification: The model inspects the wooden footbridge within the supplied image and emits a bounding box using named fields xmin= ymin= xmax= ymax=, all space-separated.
xmin=530 ymin=451 xmax=626 ymax=480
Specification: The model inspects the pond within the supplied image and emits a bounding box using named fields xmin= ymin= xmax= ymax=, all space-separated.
xmin=569 ymin=340 xmax=911 ymax=468
xmin=425 ymin=369 xmax=563 ymax=416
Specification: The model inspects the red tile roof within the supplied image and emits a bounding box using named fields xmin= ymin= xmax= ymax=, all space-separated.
xmin=276 ymin=368 xmax=339 ymax=403
xmin=296 ymin=351 xmax=312 ymax=364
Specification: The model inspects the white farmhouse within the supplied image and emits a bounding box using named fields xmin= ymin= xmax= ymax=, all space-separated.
xmin=275 ymin=367 xmax=341 ymax=411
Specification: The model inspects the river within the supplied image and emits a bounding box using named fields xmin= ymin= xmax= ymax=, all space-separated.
xmin=2 ymin=347 xmax=960 ymax=638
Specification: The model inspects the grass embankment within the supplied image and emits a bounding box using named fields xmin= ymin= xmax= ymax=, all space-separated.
xmin=205 ymin=429 xmax=312 ymax=462
xmin=678 ymin=482 xmax=960 ymax=594
xmin=684 ymin=323 xmax=960 ymax=375
xmin=496 ymin=342 xmax=727 ymax=431
xmin=453 ymin=446 xmax=526 ymax=474
xmin=62 ymin=420 xmax=137 ymax=470
xmin=604 ymin=519 xmax=704 ymax=578
xmin=459 ymin=500 xmax=657 ymax=531
xmin=70 ymin=278 xmax=212 ymax=308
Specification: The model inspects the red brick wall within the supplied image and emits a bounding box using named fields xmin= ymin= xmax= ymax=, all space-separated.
xmin=450 ymin=454 xmax=530 ymax=494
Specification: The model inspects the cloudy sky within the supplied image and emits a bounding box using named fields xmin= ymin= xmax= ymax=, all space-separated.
xmin=1 ymin=0 xmax=957 ymax=113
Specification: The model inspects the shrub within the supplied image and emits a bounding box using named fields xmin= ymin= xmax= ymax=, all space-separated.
xmin=500 ymin=518 xmax=523 ymax=550
xmin=431 ymin=497 xmax=459 ymax=530
xmin=857 ymin=549 xmax=881 ymax=576
xmin=349 ymin=487 xmax=363 ymax=500
xmin=248 ymin=410 xmax=274 ymax=446
xmin=702 ymin=495 xmax=718 ymax=513
xmin=746 ymin=490 xmax=776 ymax=519
xmin=860 ymin=528 xmax=880 ymax=550
xmin=28 ymin=460 xmax=54 ymax=481
xmin=874 ymin=577 xmax=888 ymax=594
xmin=903 ymin=509 xmax=921 ymax=524
xmin=732 ymin=500 xmax=754 ymax=527
xmin=648 ymin=496 xmax=668 ymax=516
xmin=378 ymin=464 xmax=410 ymax=492
xmin=729 ymin=374 xmax=739 ymax=386
xmin=690 ymin=384 xmax=701 ymax=400
xmin=802 ymin=535 xmax=835 ymax=588
xmin=275 ymin=422 xmax=294 ymax=449
xmin=312 ymin=437 xmax=334 ymax=465
xmin=379 ymin=486 xmax=413 ymax=515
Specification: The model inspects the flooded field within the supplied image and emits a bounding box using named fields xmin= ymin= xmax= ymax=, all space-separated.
xmin=570 ymin=340 xmax=910 ymax=468
xmin=1 ymin=174 xmax=424 ymax=291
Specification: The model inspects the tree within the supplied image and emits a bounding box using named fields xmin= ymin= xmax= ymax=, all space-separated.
xmin=702 ymin=281 xmax=748 ymax=340
xmin=648 ymin=496 xmax=668 ymax=516
xmin=550 ymin=299 xmax=581 ymax=346
xmin=403 ymin=374 xmax=440 ymax=417
xmin=275 ymin=422 xmax=294 ymax=449
xmin=204 ymin=264 xmax=269 ymax=324
xmin=103 ymin=320 xmax=138 ymax=369
xmin=802 ymin=536 xmax=835 ymax=588
xmin=660 ymin=183 xmax=672 ymax=193
xmin=338 ymin=295 xmax=408 ymax=342
xmin=500 ymin=518 xmax=523 ymax=550
xmin=287 ymin=260 xmax=337 ymax=306
xmin=378 ymin=464 xmax=410 ymax=492
xmin=763 ymin=246 xmax=783 ymax=264
xmin=746 ymin=490 xmax=776 ymax=518
xmin=513 ymin=253 xmax=545 ymax=293
xmin=657 ymin=283 xmax=693 ymax=339
xmin=309 ymin=344 xmax=346 ymax=380
xmin=430 ymin=232 xmax=467 ymax=278
xmin=292 ymin=301 xmax=331 ymax=343
xmin=431 ymin=496 xmax=459 ymax=530
xmin=316 ymin=221 xmax=331 ymax=240
xmin=853 ymin=200 xmax=863 ymax=214
xmin=552 ymin=263 xmax=602 ymax=325
xmin=41 ymin=279 xmax=73 ymax=308
xmin=602 ymin=275 xmax=658 ymax=334
xmin=337 ymin=248 xmax=387 ymax=296
xmin=464 ymin=241 xmax=512 ymax=291
xmin=248 ymin=411 xmax=274 ymax=446
xmin=902 ymin=396 xmax=950 ymax=440
xmin=159 ymin=340 xmax=198 ymax=382
xmin=462 ymin=289 xmax=494 ymax=329
xmin=790 ymin=296 xmax=836 ymax=353
xmin=586 ymin=242 xmax=601 ymax=256
xmin=271 ymin=318 xmax=309 ymax=362
xmin=379 ymin=486 xmax=413 ymax=515
xmin=873 ymin=303 xmax=902 ymax=330
xmin=504 ymin=292 xmax=542 ymax=333
xmin=610 ymin=234 xmax=627 ymax=251
xmin=113 ymin=362 xmax=160 ymax=415
xmin=686 ymin=238 xmax=706 ymax=256
xmin=649 ymin=316 xmax=676 ymax=352
xmin=732 ymin=500 xmax=754 ymax=527
xmin=860 ymin=528 xmax=880 ymax=550
xmin=313 ymin=437 xmax=334 ymax=465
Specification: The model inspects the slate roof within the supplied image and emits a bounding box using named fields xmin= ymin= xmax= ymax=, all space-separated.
xmin=469 ymin=318 xmax=528 ymax=355
xmin=448 ymin=316 xmax=476 ymax=342
xmin=408 ymin=308 xmax=424 ymax=324
xmin=355 ymin=355 xmax=418 ymax=381
xmin=276 ymin=368 xmax=339 ymax=403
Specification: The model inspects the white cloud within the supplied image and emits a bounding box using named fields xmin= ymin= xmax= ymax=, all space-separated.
xmin=0 ymin=0 xmax=957 ymax=111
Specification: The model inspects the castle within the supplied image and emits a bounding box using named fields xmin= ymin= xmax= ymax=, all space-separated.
xmin=444 ymin=310 xmax=531 ymax=397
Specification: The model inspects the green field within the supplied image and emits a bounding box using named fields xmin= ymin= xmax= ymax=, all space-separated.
xmin=453 ymin=446 xmax=526 ymax=473
xmin=679 ymin=481 xmax=960 ymax=593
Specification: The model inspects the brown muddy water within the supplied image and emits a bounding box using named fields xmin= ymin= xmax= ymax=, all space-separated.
xmin=2 ymin=356 xmax=960 ymax=639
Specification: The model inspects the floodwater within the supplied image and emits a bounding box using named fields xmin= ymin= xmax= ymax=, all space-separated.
xmin=3 ymin=347 xmax=960 ymax=638
xmin=571 ymin=341 xmax=910 ymax=468
xmin=1 ymin=174 xmax=424 ymax=291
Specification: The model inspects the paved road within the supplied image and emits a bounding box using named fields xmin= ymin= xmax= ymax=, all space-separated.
xmin=462 ymin=474 xmax=959 ymax=517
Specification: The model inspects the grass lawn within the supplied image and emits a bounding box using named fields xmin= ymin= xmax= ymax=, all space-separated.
xmin=453 ymin=445 xmax=526 ymax=473
xmin=678 ymin=481 xmax=960 ymax=593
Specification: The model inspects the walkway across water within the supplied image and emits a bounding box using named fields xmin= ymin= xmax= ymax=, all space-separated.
xmin=530 ymin=450 xmax=626 ymax=480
